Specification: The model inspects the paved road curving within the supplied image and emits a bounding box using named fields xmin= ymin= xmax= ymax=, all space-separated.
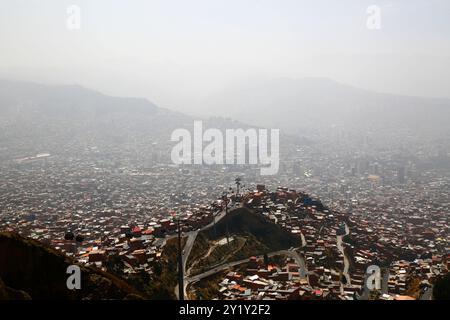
xmin=185 ymin=248 xmax=305 ymax=286
xmin=337 ymin=223 xmax=351 ymax=288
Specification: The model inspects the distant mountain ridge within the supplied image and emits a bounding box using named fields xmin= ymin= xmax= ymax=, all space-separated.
xmin=0 ymin=79 xmax=188 ymax=161
xmin=201 ymin=77 xmax=450 ymax=135
xmin=0 ymin=79 xmax=159 ymax=117
xmin=0 ymin=79 xmax=289 ymax=163
xmin=1 ymin=77 xmax=447 ymax=163
xmin=2 ymin=78 xmax=449 ymax=135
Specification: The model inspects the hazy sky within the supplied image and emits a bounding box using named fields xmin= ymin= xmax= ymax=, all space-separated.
xmin=0 ymin=0 xmax=449 ymax=113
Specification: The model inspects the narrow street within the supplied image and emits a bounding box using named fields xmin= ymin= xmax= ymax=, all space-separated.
xmin=336 ymin=223 xmax=351 ymax=290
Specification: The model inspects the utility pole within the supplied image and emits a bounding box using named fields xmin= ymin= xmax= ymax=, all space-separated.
xmin=223 ymin=191 xmax=230 ymax=246
xmin=177 ymin=216 xmax=184 ymax=301
xmin=213 ymin=204 xmax=217 ymax=237
xmin=235 ymin=177 xmax=241 ymax=199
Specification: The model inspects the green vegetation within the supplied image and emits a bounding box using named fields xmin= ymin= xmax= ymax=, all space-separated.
xmin=433 ymin=273 xmax=450 ymax=300
xmin=342 ymin=234 xmax=355 ymax=246
xmin=369 ymin=289 xmax=381 ymax=300
xmin=405 ymin=276 xmax=421 ymax=299
xmin=194 ymin=279 xmax=220 ymax=300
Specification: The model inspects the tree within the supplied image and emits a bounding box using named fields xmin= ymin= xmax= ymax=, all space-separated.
xmin=64 ymin=231 xmax=75 ymax=241
xmin=263 ymin=253 xmax=269 ymax=265
xmin=433 ymin=273 xmax=450 ymax=300
xmin=105 ymin=255 xmax=124 ymax=276
xmin=369 ymin=289 xmax=381 ymax=300
xmin=151 ymin=261 xmax=162 ymax=277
